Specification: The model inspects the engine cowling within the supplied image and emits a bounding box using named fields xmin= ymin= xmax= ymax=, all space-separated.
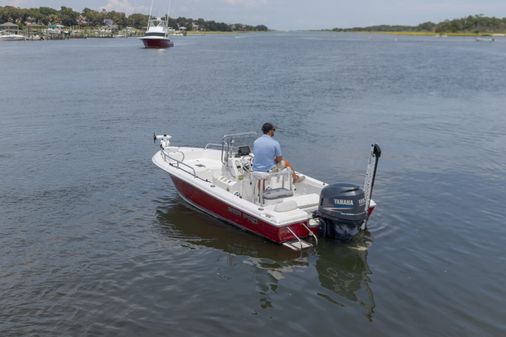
xmin=317 ymin=183 xmax=367 ymax=240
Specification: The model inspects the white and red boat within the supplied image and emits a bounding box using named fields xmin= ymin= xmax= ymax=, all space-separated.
xmin=153 ymin=132 xmax=381 ymax=250
xmin=140 ymin=16 xmax=174 ymax=49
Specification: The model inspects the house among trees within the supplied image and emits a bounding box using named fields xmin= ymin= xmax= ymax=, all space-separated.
xmin=0 ymin=21 xmax=19 ymax=33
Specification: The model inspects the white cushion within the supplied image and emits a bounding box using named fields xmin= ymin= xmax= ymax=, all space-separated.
xmin=274 ymin=200 xmax=298 ymax=212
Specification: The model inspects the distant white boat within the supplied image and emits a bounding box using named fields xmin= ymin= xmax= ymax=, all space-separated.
xmin=0 ymin=31 xmax=25 ymax=41
xmin=47 ymin=24 xmax=64 ymax=35
xmin=168 ymin=28 xmax=184 ymax=36
xmin=0 ymin=22 xmax=24 ymax=40
xmin=475 ymin=37 xmax=495 ymax=42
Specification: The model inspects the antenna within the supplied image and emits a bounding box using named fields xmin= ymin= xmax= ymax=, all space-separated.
xmin=167 ymin=0 xmax=172 ymax=28
xmin=147 ymin=0 xmax=154 ymax=30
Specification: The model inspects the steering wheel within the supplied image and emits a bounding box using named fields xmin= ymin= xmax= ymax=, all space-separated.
xmin=240 ymin=155 xmax=253 ymax=172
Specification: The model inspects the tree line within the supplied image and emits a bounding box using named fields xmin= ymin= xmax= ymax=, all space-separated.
xmin=332 ymin=15 xmax=506 ymax=34
xmin=0 ymin=6 xmax=268 ymax=32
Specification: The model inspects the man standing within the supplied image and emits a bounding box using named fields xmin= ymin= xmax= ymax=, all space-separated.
xmin=252 ymin=122 xmax=304 ymax=183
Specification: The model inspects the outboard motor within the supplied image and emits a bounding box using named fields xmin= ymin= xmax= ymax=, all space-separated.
xmin=317 ymin=183 xmax=367 ymax=240
xmin=317 ymin=143 xmax=381 ymax=241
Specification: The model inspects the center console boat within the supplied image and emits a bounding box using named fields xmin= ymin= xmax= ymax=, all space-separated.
xmin=153 ymin=132 xmax=381 ymax=250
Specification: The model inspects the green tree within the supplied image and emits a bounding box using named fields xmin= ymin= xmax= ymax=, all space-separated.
xmin=82 ymin=8 xmax=105 ymax=26
xmin=60 ymin=6 xmax=78 ymax=26
xmin=417 ymin=21 xmax=435 ymax=32
xmin=47 ymin=13 xmax=60 ymax=25
xmin=127 ymin=13 xmax=148 ymax=29
xmin=107 ymin=10 xmax=127 ymax=27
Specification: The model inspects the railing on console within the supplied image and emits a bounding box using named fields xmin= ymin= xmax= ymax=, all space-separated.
xmin=221 ymin=132 xmax=257 ymax=164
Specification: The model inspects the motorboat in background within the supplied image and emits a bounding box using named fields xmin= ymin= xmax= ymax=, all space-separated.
xmin=0 ymin=31 xmax=25 ymax=41
xmin=475 ymin=37 xmax=495 ymax=42
xmin=153 ymin=132 xmax=381 ymax=250
xmin=140 ymin=16 xmax=174 ymax=48
xmin=0 ymin=22 xmax=25 ymax=41
xmin=168 ymin=28 xmax=185 ymax=36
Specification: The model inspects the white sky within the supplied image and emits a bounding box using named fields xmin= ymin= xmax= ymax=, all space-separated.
xmin=3 ymin=0 xmax=506 ymax=30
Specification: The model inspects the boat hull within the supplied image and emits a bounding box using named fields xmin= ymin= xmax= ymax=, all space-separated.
xmin=169 ymin=174 xmax=316 ymax=244
xmin=141 ymin=38 xmax=173 ymax=49
xmin=0 ymin=35 xmax=25 ymax=41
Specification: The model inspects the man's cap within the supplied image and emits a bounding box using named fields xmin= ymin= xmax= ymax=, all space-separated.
xmin=262 ymin=122 xmax=276 ymax=133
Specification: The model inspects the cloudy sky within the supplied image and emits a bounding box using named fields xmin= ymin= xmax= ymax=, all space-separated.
xmin=3 ymin=0 xmax=506 ymax=30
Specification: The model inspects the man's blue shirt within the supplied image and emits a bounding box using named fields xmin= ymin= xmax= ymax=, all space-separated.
xmin=252 ymin=135 xmax=282 ymax=172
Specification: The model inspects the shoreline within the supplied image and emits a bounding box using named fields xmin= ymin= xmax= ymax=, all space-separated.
xmin=0 ymin=30 xmax=267 ymax=41
xmin=186 ymin=30 xmax=267 ymax=36
xmin=326 ymin=30 xmax=506 ymax=37
xmin=379 ymin=31 xmax=506 ymax=37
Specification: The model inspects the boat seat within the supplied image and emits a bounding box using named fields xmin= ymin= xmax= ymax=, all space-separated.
xmin=251 ymin=169 xmax=293 ymax=205
xmin=263 ymin=187 xmax=294 ymax=200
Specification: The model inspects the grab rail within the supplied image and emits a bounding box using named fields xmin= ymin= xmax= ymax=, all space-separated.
xmin=286 ymin=226 xmax=304 ymax=247
xmin=205 ymin=143 xmax=222 ymax=150
xmin=161 ymin=149 xmax=196 ymax=177
xmin=301 ymin=222 xmax=318 ymax=245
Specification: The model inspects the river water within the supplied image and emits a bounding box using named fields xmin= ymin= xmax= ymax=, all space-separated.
xmin=1 ymin=32 xmax=505 ymax=336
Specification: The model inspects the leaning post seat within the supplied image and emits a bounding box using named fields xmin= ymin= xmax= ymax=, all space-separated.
xmin=251 ymin=169 xmax=294 ymax=205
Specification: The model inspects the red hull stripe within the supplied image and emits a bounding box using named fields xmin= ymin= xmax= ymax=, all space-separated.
xmin=142 ymin=39 xmax=173 ymax=48
xmin=169 ymin=174 xmax=315 ymax=243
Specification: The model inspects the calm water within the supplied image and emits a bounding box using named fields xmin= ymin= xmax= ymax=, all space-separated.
xmin=1 ymin=32 xmax=505 ymax=336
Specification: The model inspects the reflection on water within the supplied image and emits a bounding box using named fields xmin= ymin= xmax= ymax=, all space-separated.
xmin=156 ymin=197 xmax=375 ymax=318
xmin=156 ymin=196 xmax=300 ymax=260
xmin=316 ymin=240 xmax=375 ymax=320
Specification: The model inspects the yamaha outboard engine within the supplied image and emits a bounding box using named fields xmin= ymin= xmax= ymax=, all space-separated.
xmin=317 ymin=183 xmax=367 ymax=240
xmin=317 ymin=144 xmax=381 ymax=241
